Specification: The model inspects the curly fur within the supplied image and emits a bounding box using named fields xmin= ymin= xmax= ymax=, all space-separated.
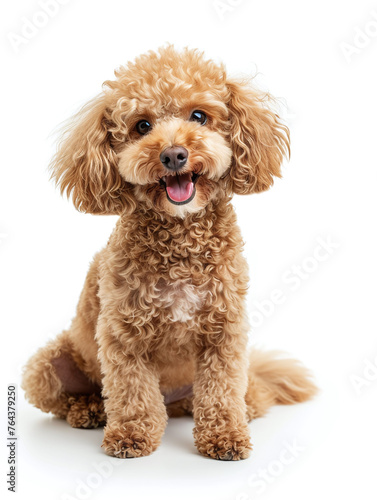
xmin=22 ymin=46 xmax=316 ymax=461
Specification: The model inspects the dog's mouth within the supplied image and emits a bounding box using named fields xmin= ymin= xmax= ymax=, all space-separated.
xmin=160 ymin=172 xmax=199 ymax=205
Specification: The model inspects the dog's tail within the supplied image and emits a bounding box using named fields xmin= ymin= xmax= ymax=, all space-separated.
xmin=246 ymin=349 xmax=317 ymax=420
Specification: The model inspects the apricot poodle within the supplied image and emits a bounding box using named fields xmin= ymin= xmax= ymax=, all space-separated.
xmin=22 ymin=46 xmax=316 ymax=461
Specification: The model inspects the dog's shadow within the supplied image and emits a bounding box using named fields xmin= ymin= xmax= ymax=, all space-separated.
xmin=25 ymin=411 xmax=199 ymax=463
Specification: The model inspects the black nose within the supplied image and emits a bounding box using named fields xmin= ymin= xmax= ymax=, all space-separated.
xmin=160 ymin=146 xmax=188 ymax=171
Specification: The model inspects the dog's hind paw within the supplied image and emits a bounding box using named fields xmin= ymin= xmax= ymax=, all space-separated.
xmin=66 ymin=394 xmax=106 ymax=429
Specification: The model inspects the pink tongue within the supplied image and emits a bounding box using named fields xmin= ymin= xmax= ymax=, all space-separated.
xmin=165 ymin=173 xmax=194 ymax=203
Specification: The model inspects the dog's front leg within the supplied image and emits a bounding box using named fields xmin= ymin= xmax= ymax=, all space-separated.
xmin=97 ymin=321 xmax=167 ymax=458
xmin=193 ymin=317 xmax=252 ymax=460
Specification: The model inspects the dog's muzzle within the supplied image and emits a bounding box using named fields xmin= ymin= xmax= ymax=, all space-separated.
xmin=159 ymin=146 xmax=198 ymax=205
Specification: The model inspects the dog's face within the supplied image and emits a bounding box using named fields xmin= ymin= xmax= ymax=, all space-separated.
xmin=114 ymin=51 xmax=233 ymax=217
xmin=51 ymin=47 xmax=289 ymax=218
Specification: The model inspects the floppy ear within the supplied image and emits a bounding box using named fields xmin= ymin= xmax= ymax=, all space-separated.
xmin=50 ymin=94 xmax=127 ymax=215
xmin=227 ymin=80 xmax=290 ymax=195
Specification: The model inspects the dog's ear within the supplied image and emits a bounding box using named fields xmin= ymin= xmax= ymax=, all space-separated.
xmin=50 ymin=94 xmax=127 ymax=215
xmin=226 ymin=80 xmax=290 ymax=195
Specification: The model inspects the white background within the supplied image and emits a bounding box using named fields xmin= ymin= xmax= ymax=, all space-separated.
xmin=1 ymin=0 xmax=377 ymax=499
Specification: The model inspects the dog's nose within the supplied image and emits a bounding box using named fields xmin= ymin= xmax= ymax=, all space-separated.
xmin=160 ymin=146 xmax=188 ymax=171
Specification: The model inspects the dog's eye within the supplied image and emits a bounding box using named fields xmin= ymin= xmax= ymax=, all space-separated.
xmin=136 ymin=120 xmax=152 ymax=135
xmin=190 ymin=110 xmax=207 ymax=125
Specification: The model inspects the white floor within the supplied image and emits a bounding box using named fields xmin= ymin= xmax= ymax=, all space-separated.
xmin=15 ymin=380 xmax=376 ymax=500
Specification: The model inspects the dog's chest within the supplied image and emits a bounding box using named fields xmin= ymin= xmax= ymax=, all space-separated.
xmin=155 ymin=278 xmax=207 ymax=322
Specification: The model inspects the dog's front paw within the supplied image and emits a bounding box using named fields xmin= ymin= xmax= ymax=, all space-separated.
xmin=194 ymin=426 xmax=252 ymax=461
xmin=102 ymin=422 xmax=160 ymax=458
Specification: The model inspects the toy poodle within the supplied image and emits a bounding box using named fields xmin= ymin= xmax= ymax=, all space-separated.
xmin=22 ymin=46 xmax=316 ymax=461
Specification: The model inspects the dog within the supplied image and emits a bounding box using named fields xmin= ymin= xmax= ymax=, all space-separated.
xmin=22 ymin=46 xmax=316 ymax=461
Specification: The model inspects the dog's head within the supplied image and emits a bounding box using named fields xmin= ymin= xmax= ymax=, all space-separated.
xmin=51 ymin=47 xmax=289 ymax=218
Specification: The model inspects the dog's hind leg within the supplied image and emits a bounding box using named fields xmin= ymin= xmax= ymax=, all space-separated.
xmin=22 ymin=330 xmax=105 ymax=428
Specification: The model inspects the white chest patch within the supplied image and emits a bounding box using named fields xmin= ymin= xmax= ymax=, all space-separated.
xmin=155 ymin=279 xmax=207 ymax=323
